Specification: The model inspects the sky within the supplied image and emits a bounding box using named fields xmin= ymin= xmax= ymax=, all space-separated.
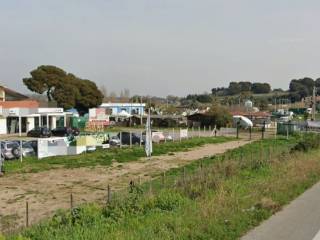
xmin=1 ymin=0 xmax=320 ymax=97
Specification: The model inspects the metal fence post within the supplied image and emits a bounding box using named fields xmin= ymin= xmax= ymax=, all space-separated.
xmin=236 ymin=121 xmax=240 ymax=139
xmin=107 ymin=185 xmax=111 ymax=204
xmin=70 ymin=193 xmax=74 ymax=211
xmin=20 ymin=140 xmax=23 ymax=162
xmin=130 ymin=131 xmax=132 ymax=148
xmin=120 ymin=132 xmax=122 ymax=148
xmin=140 ymin=131 xmax=143 ymax=147
xmin=26 ymin=201 xmax=29 ymax=227
xmin=173 ymin=128 xmax=175 ymax=142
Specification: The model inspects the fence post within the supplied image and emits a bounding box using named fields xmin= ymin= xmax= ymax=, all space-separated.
xmin=162 ymin=171 xmax=166 ymax=187
xmin=120 ymin=132 xmax=122 ymax=148
xmin=198 ymin=126 xmax=200 ymax=138
xmin=20 ymin=140 xmax=23 ymax=163
xmin=107 ymin=184 xmax=111 ymax=204
xmin=173 ymin=128 xmax=175 ymax=142
xmin=149 ymin=182 xmax=153 ymax=195
xmin=26 ymin=201 xmax=29 ymax=227
xmin=70 ymin=193 xmax=74 ymax=211
xmin=179 ymin=128 xmax=182 ymax=142
xmin=140 ymin=131 xmax=143 ymax=147
xmin=130 ymin=131 xmax=132 ymax=148
xmin=192 ymin=127 xmax=194 ymax=138
xmin=236 ymin=121 xmax=240 ymax=139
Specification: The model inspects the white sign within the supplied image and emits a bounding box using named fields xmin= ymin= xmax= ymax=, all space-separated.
xmin=38 ymin=108 xmax=64 ymax=113
xmin=8 ymin=108 xmax=20 ymax=116
xmin=180 ymin=129 xmax=188 ymax=139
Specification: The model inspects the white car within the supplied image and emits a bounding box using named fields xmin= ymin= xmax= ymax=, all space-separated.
xmin=233 ymin=115 xmax=253 ymax=129
xmin=152 ymin=131 xmax=165 ymax=143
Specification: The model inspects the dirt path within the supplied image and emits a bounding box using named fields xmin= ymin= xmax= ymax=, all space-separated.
xmin=0 ymin=139 xmax=250 ymax=232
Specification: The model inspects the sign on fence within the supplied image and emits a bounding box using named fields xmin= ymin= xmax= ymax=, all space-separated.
xmin=180 ymin=129 xmax=188 ymax=139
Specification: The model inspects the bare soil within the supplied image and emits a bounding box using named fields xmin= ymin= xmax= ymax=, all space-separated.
xmin=0 ymin=139 xmax=251 ymax=233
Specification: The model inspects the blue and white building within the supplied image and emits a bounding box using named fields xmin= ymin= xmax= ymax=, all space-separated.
xmin=100 ymin=103 xmax=146 ymax=116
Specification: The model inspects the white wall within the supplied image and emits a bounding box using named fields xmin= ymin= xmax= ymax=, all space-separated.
xmin=51 ymin=116 xmax=56 ymax=129
xmin=0 ymin=118 xmax=6 ymax=134
xmin=27 ymin=117 xmax=35 ymax=131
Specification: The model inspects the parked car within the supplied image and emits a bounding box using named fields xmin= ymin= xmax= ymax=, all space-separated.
xmin=142 ymin=131 xmax=165 ymax=143
xmin=86 ymin=146 xmax=96 ymax=152
xmin=151 ymin=131 xmax=165 ymax=143
xmin=109 ymin=136 xmax=121 ymax=147
xmin=0 ymin=141 xmax=20 ymax=160
xmin=27 ymin=127 xmax=52 ymax=138
xmin=117 ymin=132 xmax=144 ymax=145
xmin=51 ymin=127 xmax=80 ymax=137
xmin=21 ymin=142 xmax=36 ymax=157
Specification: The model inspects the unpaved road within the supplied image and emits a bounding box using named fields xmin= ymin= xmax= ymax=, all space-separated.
xmin=0 ymin=139 xmax=250 ymax=232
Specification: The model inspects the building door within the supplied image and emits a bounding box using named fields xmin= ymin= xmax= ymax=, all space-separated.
xmin=35 ymin=117 xmax=39 ymax=127
xmin=7 ymin=117 xmax=19 ymax=134
xmin=21 ymin=117 xmax=27 ymax=133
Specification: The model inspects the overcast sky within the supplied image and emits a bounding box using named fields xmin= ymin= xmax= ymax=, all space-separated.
xmin=1 ymin=0 xmax=320 ymax=97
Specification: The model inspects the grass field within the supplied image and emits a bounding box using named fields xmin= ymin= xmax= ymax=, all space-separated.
xmin=2 ymin=136 xmax=233 ymax=175
xmin=5 ymin=134 xmax=320 ymax=240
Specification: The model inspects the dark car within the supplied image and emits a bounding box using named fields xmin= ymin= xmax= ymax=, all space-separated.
xmin=27 ymin=127 xmax=52 ymax=138
xmin=51 ymin=127 xmax=80 ymax=137
xmin=109 ymin=136 xmax=121 ymax=147
xmin=117 ymin=132 xmax=144 ymax=145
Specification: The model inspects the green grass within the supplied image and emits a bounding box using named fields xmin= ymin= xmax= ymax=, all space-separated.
xmin=6 ymin=135 xmax=320 ymax=240
xmin=2 ymin=136 xmax=233 ymax=175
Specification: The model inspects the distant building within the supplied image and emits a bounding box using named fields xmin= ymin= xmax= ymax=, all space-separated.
xmin=100 ymin=103 xmax=146 ymax=116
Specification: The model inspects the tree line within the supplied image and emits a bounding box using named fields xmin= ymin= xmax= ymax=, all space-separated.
xmin=289 ymin=77 xmax=320 ymax=102
xmin=211 ymin=81 xmax=272 ymax=96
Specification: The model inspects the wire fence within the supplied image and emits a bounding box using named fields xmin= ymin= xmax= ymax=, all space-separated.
xmin=0 ymin=126 xmax=277 ymax=234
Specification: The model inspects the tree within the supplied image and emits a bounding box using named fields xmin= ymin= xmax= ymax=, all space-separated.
xmin=23 ymin=65 xmax=67 ymax=101
xmin=23 ymin=65 xmax=103 ymax=112
xmin=289 ymin=78 xmax=315 ymax=100
xmin=238 ymin=81 xmax=252 ymax=92
xmin=74 ymin=79 xmax=103 ymax=112
xmin=228 ymin=82 xmax=241 ymax=95
xmin=206 ymin=104 xmax=232 ymax=129
xmin=251 ymin=83 xmax=271 ymax=94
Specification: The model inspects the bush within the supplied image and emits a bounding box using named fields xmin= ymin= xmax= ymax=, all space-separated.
xmin=153 ymin=191 xmax=185 ymax=211
xmin=291 ymin=134 xmax=320 ymax=152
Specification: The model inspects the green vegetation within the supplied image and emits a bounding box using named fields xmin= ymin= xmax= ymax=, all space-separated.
xmin=6 ymin=134 xmax=320 ymax=240
xmin=3 ymin=136 xmax=232 ymax=175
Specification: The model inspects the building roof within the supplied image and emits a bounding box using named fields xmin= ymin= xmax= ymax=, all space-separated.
xmin=230 ymin=111 xmax=271 ymax=118
xmin=101 ymin=103 xmax=146 ymax=107
xmin=0 ymin=100 xmax=39 ymax=109
xmin=1 ymin=86 xmax=29 ymax=100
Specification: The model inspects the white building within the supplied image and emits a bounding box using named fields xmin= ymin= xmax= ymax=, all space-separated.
xmin=0 ymin=107 xmax=72 ymax=136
